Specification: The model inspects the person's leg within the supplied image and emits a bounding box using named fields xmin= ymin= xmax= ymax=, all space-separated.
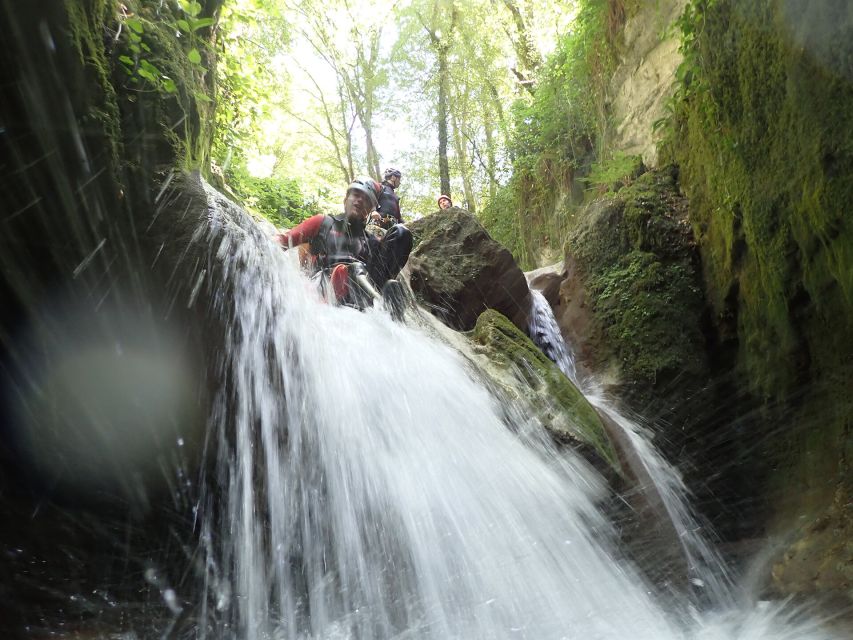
xmin=368 ymin=224 xmax=413 ymax=286
xmin=329 ymin=263 xmax=349 ymax=301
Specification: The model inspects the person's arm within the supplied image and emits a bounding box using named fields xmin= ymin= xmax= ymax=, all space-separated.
xmin=274 ymin=214 xmax=325 ymax=248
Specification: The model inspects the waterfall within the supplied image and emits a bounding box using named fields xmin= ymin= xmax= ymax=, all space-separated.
xmin=196 ymin=196 xmax=836 ymax=639
xmin=526 ymin=288 xmax=731 ymax=601
xmin=528 ymin=289 xmax=578 ymax=385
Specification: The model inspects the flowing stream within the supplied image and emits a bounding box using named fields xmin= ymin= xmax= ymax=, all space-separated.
xmin=527 ymin=288 xmax=730 ymax=601
xmin=192 ymin=196 xmax=838 ymax=639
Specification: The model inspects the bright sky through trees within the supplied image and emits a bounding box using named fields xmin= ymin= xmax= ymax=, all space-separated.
xmin=217 ymin=0 xmax=578 ymax=219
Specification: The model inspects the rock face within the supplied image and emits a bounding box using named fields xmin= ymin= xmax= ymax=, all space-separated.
xmin=667 ymin=0 xmax=853 ymax=601
xmin=770 ymin=484 xmax=853 ymax=598
xmin=407 ymin=207 xmax=531 ymax=332
xmin=608 ymin=0 xmax=687 ymax=167
xmin=558 ymin=167 xmax=709 ymax=408
xmin=532 ymin=168 xmax=747 ymax=528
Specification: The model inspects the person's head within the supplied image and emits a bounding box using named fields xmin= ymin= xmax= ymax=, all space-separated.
xmin=383 ymin=167 xmax=402 ymax=189
xmin=344 ymin=177 xmax=380 ymax=225
xmin=437 ymin=194 xmax=452 ymax=209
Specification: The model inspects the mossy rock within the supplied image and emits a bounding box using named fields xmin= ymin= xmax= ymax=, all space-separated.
xmin=408 ymin=207 xmax=531 ymax=332
xmin=469 ymin=309 xmax=619 ymax=471
xmin=666 ymin=0 xmax=853 ymax=553
xmin=669 ymin=0 xmax=853 ymax=405
xmin=565 ymin=167 xmax=709 ymax=406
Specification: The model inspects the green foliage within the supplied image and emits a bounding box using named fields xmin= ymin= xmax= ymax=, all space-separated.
xmin=227 ymin=168 xmax=319 ymax=228
xmin=479 ymin=0 xmax=620 ymax=268
xmin=477 ymin=184 xmax=523 ymax=261
xmin=111 ymin=0 xmax=219 ymax=169
xmin=581 ymin=152 xmax=644 ymax=193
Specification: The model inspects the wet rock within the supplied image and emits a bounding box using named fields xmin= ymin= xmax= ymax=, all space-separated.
xmin=407 ymin=207 xmax=531 ymax=332
xmin=469 ymin=309 xmax=618 ymax=472
xmin=770 ymin=483 xmax=853 ymax=603
xmin=559 ymin=167 xmax=709 ymax=407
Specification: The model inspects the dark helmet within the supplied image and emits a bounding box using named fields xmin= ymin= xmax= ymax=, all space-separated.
xmin=347 ymin=176 xmax=381 ymax=211
xmin=384 ymin=167 xmax=402 ymax=180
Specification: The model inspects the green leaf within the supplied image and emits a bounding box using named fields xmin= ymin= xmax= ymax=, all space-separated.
xmin=140 ymin=59 xmax=161 ymax=75
xmin=176 ymin=19 xmax=191 ymax=33
xmin=130 ymin=31 xmax=142 ymax=43
xmin=163 ymin=78 xmax=178 ymax=93
xmin=191 ymin=17 xmax=215 ymax=31
xmin=126 ymin=18 xmax=144 ymax=34
xmin=187 ymin=48 xmax=202 ymax=65
xmin=137 ymin=68 xmax=157 ymax=83
xmin=181 ymin=1 xmax=202 ymax=17
xmin=193 ymin=91 xmax=212 ymax=103
xmin=130 ymin=43 xmax=141 ymax=54
xmin=141 ymin=42 xmax=152 ymax=53
xmin=118 ymin=55 xmax=134 ymax=67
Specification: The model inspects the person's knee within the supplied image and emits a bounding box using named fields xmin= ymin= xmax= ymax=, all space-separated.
xmin=386 ymin=224 xmax=413 ymax=251
xmin=330 ymin=264 xmax=349 ymax=300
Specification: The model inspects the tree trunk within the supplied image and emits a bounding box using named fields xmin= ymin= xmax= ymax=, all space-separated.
xmin=450 ymin=107 xmax=476 ymax=213
xmin=437 ymin=40 xmax=451 ymax=197
xmin=484 ymin=111 xmax=497 ymax=201
xmin=497 ymin=0 xmax=540 ymax=92
xmin=340 ymin=84 xmax=355 ymax=182
xmin=363 ymin=109 xmax=381 ymax=179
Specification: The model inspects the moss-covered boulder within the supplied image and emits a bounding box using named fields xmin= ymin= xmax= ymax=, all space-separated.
xmin=469 ymin=309 xmax=618 ymax=471
xmin=667 ymin=0 xmax=853 ymax=598
xmin=408 ymin=207 xmax=532 ymax=332
xmin=562 ymin=167 xmax=709 ymax=409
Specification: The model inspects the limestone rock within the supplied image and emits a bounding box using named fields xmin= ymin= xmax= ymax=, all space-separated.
xmin=608 ymin=0 xmax=687 ymax=167
xmin=408 ymin=207 xmax=531 ymax=332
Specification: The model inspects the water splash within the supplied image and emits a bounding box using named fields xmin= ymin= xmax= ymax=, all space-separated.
xmin=527 ymin=284 xmax=731 ymax=601
xmin=194 ymin=197 xmax=839 ymax=639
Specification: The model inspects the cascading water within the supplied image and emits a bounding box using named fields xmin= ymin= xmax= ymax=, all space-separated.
xmin=526 ymin=286 xmax=731 ymax=601
xmin=528 ymin=290 xmax=578 ymax=386
xmin=196 ymin=193 xmax=837 ymax=639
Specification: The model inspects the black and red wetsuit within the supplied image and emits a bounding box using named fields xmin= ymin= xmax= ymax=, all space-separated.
xmin=277 ymin=213 xmax=412 ymax=301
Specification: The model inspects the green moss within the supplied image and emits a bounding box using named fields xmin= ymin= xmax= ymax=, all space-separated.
xmin=65 ymin=0 xmax=123 ymax=166
xmin=567 ymin=168 xmax=708 ymax=393
xmin=666 ymin=0 xmax=853 ymax=540
xmin=470 ymin=309 xmax=619 ymax=469
xmin=671 ymin=0 xmax=853 ymax=401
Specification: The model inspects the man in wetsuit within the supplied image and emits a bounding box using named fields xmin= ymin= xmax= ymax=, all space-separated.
xmin=372 ymin=167 xmax=402 ymax=229
xmin=274 ymin=177 xmax=412 ymax=308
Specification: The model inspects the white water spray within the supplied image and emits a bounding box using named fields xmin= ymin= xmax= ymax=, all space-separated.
xmin=196 ymin=196 xmax=837 ymax=639
xmin=528 ymin=289 xmax=578 ymax=385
